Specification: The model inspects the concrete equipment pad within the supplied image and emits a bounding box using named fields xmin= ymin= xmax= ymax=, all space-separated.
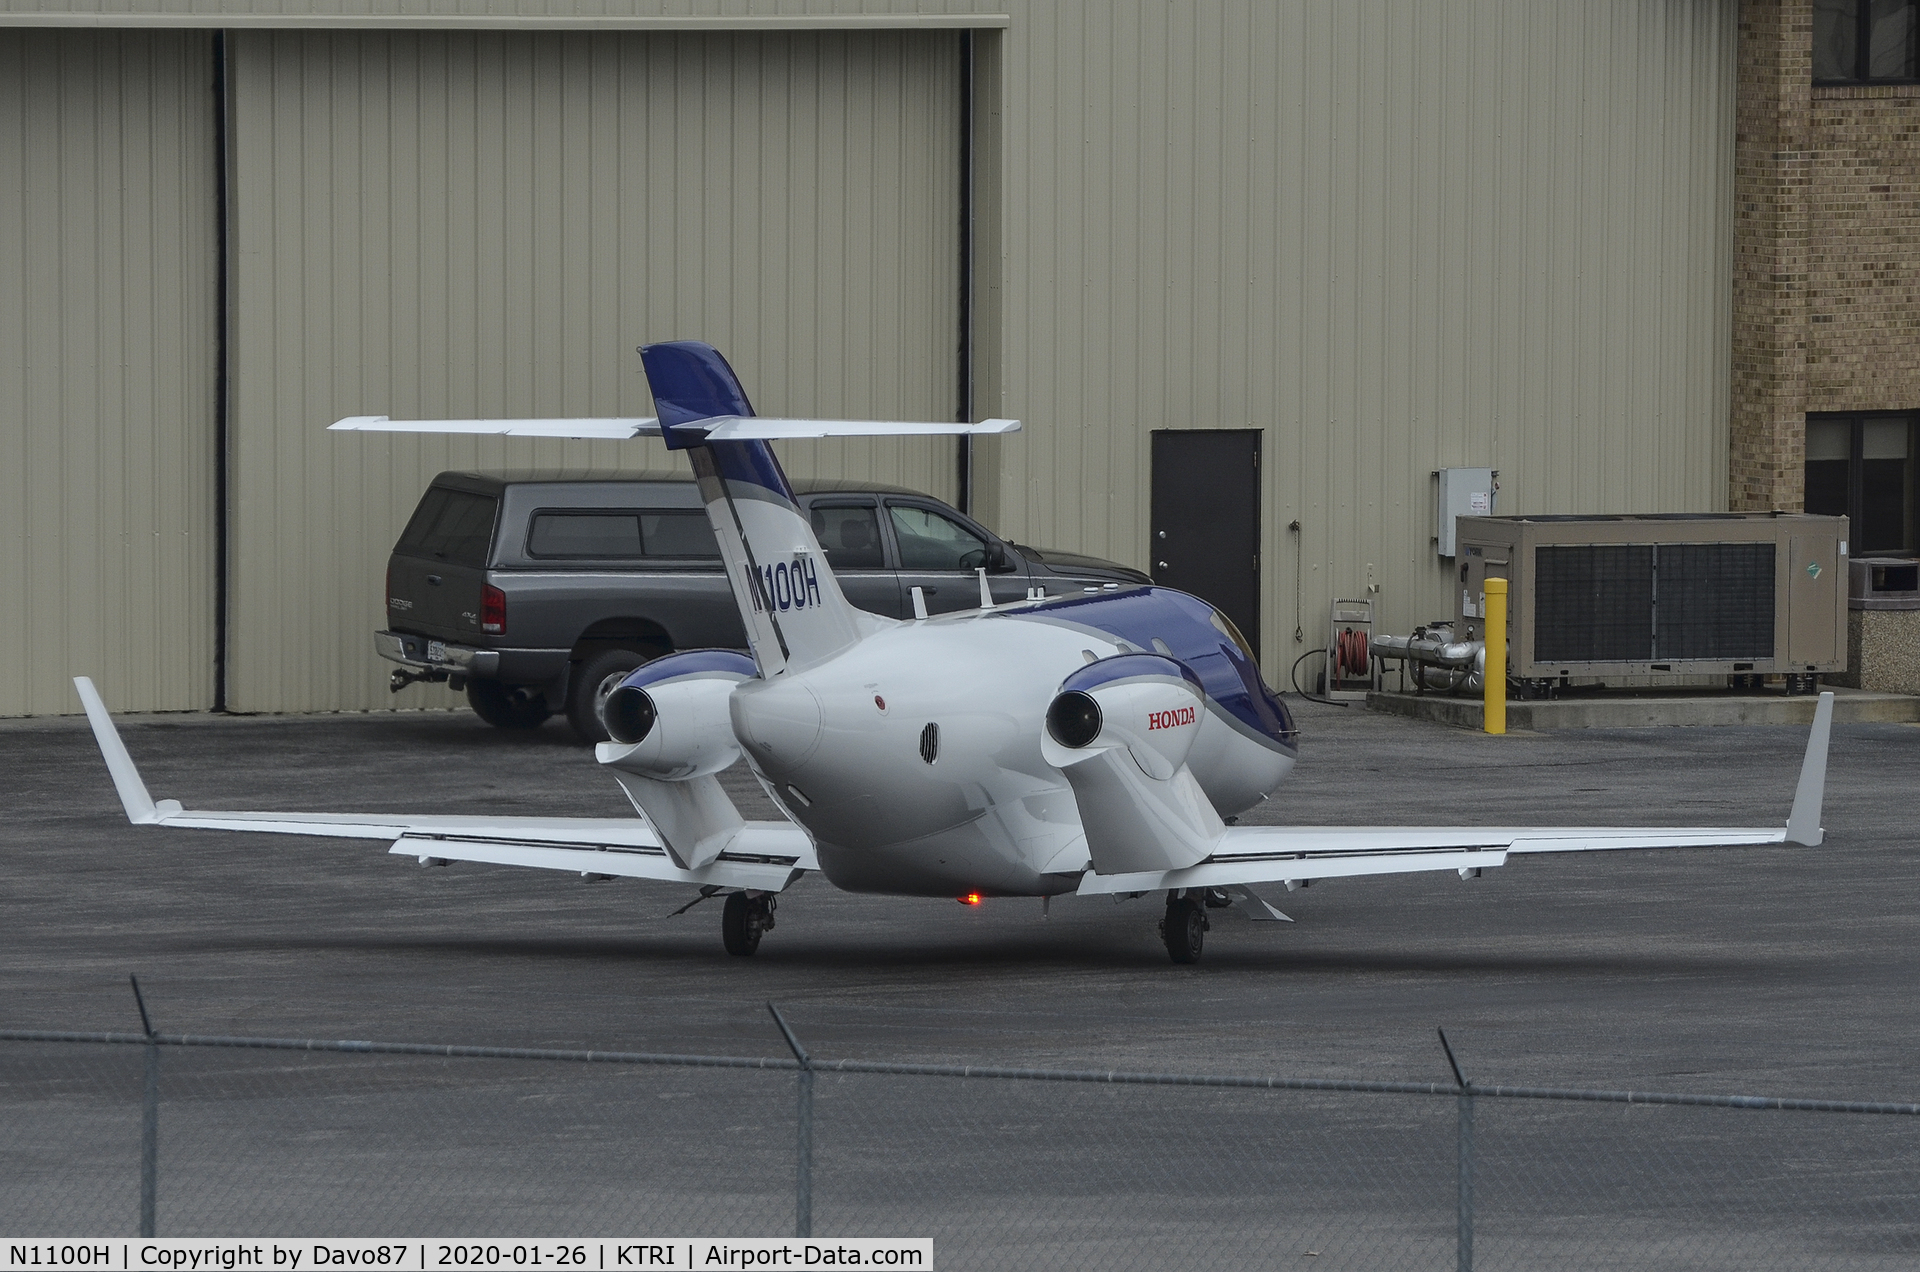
xmin=1369 ymin=684 xmax=1920 ymax=730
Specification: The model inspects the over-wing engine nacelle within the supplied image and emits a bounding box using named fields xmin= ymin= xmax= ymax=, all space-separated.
xmin=595 ymin=650 xmax=758 ymax=870
xmin=1040 ymin=653 xmax=1207 ymax=779
xmin=1039 ymin=652 xmax=1224 ymax=875
xmin=600 ymin=650 xmax=756 ymax=780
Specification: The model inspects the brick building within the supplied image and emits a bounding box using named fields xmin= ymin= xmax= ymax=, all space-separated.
xmin=1737 ymin=0 xmax=1920 ymax=557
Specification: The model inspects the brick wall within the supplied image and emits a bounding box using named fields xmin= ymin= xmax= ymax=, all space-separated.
xmin=1734 ymin=1 xmax=1920 ymax=510
xmin=1731 ymin=0 xmax=1810 ymax=513
xmin=1806 ymin=84 xmax=1920 ymax=409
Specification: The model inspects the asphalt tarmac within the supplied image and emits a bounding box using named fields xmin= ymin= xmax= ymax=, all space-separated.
xmin=5 ymin=696 xmax=1920 ymax=1259
xmin=7 ymin=694 xmax=1916 ymax=1094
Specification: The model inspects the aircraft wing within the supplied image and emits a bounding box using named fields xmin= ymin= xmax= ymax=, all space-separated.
xmin=1077 ymin=693 xmax=1834 ymax=897
xmin=73 ymin=678 xmax=812 ymax=893
xmin=1074 ymin=823 xmax=1788 ymax=895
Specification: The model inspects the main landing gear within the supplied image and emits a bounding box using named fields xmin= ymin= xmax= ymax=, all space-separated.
xmin=722 ymin=891 xmax=777 ymax=956
xmin=1161 ymin=890 xmax=1209 ymax=964
xmin=1160 ymin=888 xmax=1237 ymax=963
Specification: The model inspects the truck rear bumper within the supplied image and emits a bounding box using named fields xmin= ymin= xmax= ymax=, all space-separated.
xmin=374 ymin=631 xmax=573 ymax=685
xmin=374 ymin=629 xmax=502 ymax=677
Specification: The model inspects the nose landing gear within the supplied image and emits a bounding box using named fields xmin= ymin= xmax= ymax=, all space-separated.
xmin=1160 ymin=890 xmax=1209 ymax=964
xmin=722 ymin=891 xmax=777 ymax=956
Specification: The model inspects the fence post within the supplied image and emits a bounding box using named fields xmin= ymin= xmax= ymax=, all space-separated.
xmin=1438 ymin=1029 xmax=1473 ymax=1272
xmin=767 ymin=1004 xmax=814 ymax=1238
xmin=130 ymin=976 xmax=158 ymax=1238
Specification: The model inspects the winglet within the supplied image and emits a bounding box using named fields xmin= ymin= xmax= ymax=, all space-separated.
xmin=73 ymin=677 xmax=162 ymax=825
xmin=1784 ymin=690 xmax=1834 ymax=847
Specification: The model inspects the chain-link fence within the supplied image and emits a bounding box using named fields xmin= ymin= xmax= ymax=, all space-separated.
xmin=5 ymin=998 xmax=1918 ymax=1269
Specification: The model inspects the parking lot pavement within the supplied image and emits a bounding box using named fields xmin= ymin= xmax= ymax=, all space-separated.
xmin=5 ymin=697 xmax=1919 ymax=1099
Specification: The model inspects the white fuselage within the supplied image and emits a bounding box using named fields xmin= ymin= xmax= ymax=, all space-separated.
xmin=727 ymin=606 xmax=1294 ymax=897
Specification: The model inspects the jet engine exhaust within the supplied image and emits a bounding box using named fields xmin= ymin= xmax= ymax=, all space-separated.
xmin=603 ymin=685 xmax=658 ymax=746
xmin=1045 ymin=691 xmax=1103 ymax=748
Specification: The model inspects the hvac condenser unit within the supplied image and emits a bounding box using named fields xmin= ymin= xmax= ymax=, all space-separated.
xmin=1452 ymin=513 xmax=1849 ymax=678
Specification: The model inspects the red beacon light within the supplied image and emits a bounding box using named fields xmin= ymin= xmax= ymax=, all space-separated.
xmin=957 ymin=893 xmax=983 ymax=906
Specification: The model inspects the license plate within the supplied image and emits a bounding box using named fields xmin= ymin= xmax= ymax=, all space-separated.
xmin=426 ymin=641 xmax=447 ymax=663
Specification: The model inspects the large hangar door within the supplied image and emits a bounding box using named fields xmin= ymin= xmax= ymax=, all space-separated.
xmin=226 ymin=30 xmax=961 ymax=712
xmin=1149 ymin=430 xmax=1262 ymax=656
xmin=0 ymin=31 xmax=219 ymax=716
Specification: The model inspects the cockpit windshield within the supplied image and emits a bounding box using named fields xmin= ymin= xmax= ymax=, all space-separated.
xmin=1207 ymin=608 xmax=1260 ymax=668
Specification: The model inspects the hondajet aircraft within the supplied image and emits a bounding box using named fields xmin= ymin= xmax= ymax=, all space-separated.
xmin=77 ymin=341 xmax=1835 ymax=963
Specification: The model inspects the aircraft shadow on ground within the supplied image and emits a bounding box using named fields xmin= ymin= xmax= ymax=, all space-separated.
xmin=186 ymin=932 xmax=1769 ymax=979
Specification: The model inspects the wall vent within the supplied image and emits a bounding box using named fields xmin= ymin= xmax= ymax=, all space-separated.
xmin=919 ymin=722 xmax=939 ymax=765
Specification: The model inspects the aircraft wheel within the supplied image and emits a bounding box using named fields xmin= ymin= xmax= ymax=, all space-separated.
xmin=722 ymin=891 xmax=774 ymax=956
xmin=1161 ymin=893 xmax=1207 ymax=964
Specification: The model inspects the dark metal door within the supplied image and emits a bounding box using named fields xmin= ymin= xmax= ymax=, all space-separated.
xmin=1150 ymin=430 xmax=1262 ymax=652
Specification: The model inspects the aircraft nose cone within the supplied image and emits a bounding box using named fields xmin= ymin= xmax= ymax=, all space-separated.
xmin=732 ymin=681 xmax=824 ymax=769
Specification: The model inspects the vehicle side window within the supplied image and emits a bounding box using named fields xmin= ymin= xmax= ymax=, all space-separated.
xmin=888 ymin=504 xmax=989 ymax=571
xmin=526 ymin=510 xmax=720 ymax=560
xmin=640 ymin=511 xmax=722 ymax=559
xmin=810 ymin=504 xmax=886 ymax=569
xmin=397 ymin=488 xmax=498 ymax=567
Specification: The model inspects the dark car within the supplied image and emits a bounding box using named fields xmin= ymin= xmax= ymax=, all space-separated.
xmin=377 ymin=471 xmax=1150 ymax=740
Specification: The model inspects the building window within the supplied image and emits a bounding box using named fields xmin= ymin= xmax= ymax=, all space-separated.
xmin=1815 ymin=0 xmax=1920 ymax=82
xmin=1806 ymin=413 xmax=1919 ymax=554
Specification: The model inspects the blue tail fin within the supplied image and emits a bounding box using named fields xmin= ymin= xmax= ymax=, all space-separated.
xmin=641 ymin=341 xmax=869 ymax=674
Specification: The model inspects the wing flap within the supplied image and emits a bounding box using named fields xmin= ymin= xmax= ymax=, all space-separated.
xmin=391 ymin=824 xmax=810 ymax=891
xmin=1077 ymin=821 xmax=1790 ymax=895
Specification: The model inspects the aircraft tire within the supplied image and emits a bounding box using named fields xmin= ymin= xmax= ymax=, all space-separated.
xmin=1162 ymin=894 xmax=1207 ymax=964
xmin=722 ymin=891 xmax=763 ymax=956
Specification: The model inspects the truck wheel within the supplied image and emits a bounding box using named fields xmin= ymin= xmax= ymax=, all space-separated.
xmin=567 ymin=649 xmax=651 ymax=743
xmin=466 ymin=679 xmax=552 ymax=729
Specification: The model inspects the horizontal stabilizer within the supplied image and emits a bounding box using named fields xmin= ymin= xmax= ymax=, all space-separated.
xmin=327 ymin=415 xmax=1020 ymax=443
xmin=689 ymin=416 xmax=1021 ymax=441
xmin=330 ymin=416 xmax=661 ymax=440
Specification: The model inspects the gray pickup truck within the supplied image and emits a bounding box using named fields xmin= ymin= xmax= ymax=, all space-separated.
xmin=377 ymin=470 xmax=1150 ymax=740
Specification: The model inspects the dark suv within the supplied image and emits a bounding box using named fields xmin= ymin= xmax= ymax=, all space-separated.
xmin=378 ymin=471 xmax=1150 ymax=740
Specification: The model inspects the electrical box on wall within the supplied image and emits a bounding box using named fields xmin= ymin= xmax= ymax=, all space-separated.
xmin=1435 ymin=468 xmax=1496 ymax=557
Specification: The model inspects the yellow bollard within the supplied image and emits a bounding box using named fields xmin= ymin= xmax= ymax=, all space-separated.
xmin=1483 ymin=577 xmax=1507 ymax=735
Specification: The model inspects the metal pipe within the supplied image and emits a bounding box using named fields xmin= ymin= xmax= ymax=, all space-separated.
xmin=768 ymin=1004 xmax=814 ymax=1238
xmin=1373 ymin=632 xmax=1482 ymax=669
xmin=131 ymin=976 xmax=158 ymax=1237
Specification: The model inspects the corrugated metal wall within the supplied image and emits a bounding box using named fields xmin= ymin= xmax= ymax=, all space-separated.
xmin=225 ymin=29 xmax=960 ymax=713
xmin=980 ymin=0 xmax=1738 ymax=668
xmin=3 ymin=2 xmax=1741 ymax=714
xmin=0 ymin=30 xmax=218 ymax=716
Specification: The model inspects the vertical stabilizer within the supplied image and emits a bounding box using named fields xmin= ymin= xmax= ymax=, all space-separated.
xmin=641 ymin=342 xmax=865 ymax=674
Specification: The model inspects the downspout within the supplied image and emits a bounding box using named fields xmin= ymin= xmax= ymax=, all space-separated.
xmin=212 ymin=30 xmax=233 ymax=712
xmin=956 ymin=28 xmax=975 ymax=514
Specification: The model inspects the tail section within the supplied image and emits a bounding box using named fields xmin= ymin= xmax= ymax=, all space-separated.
xmin=642 ymin=342 xmax=866 ymax=674
xmin=324 ymin=339 xmax=1021 ymax=678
